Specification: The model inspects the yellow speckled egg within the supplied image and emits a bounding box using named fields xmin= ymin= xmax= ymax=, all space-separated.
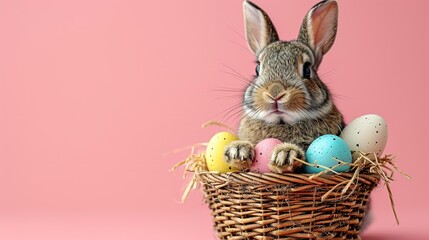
xmin=205 ymin=132 xmax=239 ymax=173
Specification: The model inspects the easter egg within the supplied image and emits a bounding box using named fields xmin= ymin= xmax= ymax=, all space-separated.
xmin=205 ymin=132 xmax=239 ymax=173
xmin=251 ymin=138 xmax=283 ymax=173
xmin=304 ymin=134 xmax=352 ymax=174
xmin=340 ymin=114 xmax=388 ymax=159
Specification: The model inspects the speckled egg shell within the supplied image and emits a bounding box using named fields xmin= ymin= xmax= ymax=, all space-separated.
xmin=205 ymin=132 xmax=239 ymax=173
xmin=304 ymin=135 xmax=352 ymax=174
xmin=340 ymin=114 xmax=388 ymax=159
xmin=251 ymin=138 xmax=283 ymax=173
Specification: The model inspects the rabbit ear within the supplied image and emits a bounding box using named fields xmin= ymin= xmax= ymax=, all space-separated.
xmin=243 ymin=1 xmax=279 ymax=55
xmin=298 ymin=0 xmax=338 ymax=64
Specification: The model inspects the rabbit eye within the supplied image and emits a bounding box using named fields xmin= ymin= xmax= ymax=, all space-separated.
xmin=255 ymin=63 xmax=260 ymax=76
xmin=303 ymin=62 xmax=311 ymax=79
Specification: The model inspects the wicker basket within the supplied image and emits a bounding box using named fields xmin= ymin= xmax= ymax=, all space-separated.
xmin=198 ymin=171 xmax=380 ymax=240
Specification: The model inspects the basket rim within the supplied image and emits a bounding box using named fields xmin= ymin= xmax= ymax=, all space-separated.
xmin=197 ymin=170 xmax=381 ymax=187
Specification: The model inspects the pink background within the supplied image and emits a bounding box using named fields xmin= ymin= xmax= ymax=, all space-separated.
xmin=1 ymin=0 xmax=428 ymax=239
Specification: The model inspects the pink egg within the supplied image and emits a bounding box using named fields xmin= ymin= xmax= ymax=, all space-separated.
xmin=251 ymin=138 xmax=283 ymax=173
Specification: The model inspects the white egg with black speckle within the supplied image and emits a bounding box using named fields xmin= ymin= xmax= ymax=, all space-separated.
xmin=340 ymin=114 xmax=388 ymax=159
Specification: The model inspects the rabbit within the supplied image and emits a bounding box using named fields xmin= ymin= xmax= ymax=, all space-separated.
xmin=224 ymin=0 xmax=345 ymax=173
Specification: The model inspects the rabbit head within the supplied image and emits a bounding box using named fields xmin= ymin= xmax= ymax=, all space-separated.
xmin=242 ymin=0 xmax=339 ymax=124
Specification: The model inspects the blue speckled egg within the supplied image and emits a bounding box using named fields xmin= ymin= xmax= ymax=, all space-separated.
xmin=304 ymin=134 xmax=352 ymax=174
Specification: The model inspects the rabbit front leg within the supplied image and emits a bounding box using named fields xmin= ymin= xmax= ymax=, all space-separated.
xmin=269 ymin=143 xmax=305 ymax=173
xmin=224 ymin=140 xmax=254 ymax=171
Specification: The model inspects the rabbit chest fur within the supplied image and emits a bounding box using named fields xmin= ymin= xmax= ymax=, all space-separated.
xmin=238 ymin=106 xmax=344 ymax=149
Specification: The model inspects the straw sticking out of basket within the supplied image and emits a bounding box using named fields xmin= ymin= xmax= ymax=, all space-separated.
xmin=172 ymin=146 xmax=410 ymax=225
xmin=170 ymin=143 xmax=208 ymax=203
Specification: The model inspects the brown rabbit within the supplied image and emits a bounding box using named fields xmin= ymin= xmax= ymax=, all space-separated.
xmin=224 ymin=0 xmax=344 ymax=173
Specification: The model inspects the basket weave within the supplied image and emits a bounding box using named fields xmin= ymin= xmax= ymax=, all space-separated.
xmin=198 ymin=171 xmax=380 ymax=240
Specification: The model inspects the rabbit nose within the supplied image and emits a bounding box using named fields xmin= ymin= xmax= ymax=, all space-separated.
xmin=263 ymin=90 xmax=287 ymax=103
xmin=263 ymin=82 xmax=287 ymax=102
xmin=268 ymin=82 xmax=286 ymax=97
xmin=274 ymin=92 xmax=287 ymax=102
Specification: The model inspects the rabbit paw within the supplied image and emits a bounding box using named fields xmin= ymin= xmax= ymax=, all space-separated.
xmin=269 ymin=143 xmax=305 ymax=173
xmin=224 ymin=140 xmax=254 ymax=171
